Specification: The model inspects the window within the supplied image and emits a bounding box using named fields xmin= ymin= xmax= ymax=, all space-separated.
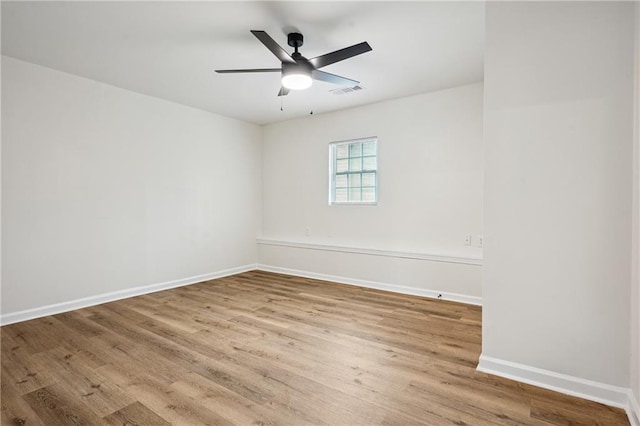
xmin=329 ymin=137 xmax=378 ymax=204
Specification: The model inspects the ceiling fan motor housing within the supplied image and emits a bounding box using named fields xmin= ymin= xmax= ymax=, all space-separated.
xmin=282 ymin=60 xmax=313 ymax=75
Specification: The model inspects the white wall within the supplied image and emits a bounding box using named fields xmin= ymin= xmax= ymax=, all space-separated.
xmin=482 ymin=0 xmax=635 ymax=391
xmin=1 ymin=56 xmax=261 ymax=317
xmin=632 ymin=1 xmax=640 ymax=416
xmin=260 ymin=83 xmax=484 ymax=300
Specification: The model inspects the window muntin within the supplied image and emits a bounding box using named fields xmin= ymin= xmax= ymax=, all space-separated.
xmin=330 ymin=137 xmax=378 ymax=204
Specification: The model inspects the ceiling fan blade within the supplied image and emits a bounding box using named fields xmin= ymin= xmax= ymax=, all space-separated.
xmin=278 ymin=87 xmax=290 ymax=97
xmin=309 ymin=42 xmax=372 ymax=69
xmin=215 ymin=68 xmax=281 ymax=73
xmin=312 ymin=70 xmax=359 ymax=86
xmin=251 ymin=30 xmax=296 ymax=64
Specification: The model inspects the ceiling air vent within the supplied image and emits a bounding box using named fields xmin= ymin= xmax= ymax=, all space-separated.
xmin=330 ymin=85 xmax=365 ymax=95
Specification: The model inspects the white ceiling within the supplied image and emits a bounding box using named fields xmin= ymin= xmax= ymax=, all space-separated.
xmin=1 ymin=1 xmax=485 ymax=125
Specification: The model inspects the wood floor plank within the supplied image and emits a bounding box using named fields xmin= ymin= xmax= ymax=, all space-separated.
xmin=103 ymin=402 xmax=171 ymax=426
xmin=3 ymin=318 xmax=61 ymax=355
xmin=22 ymin=384 xmax=106 ymax=425
xmin=169 ymin=372 xmax=278 ymax=426
xmin=31 ymin=346 xmax=135 ymax=418
xmin=54 ymin=310 xmax=107 ymax=338
xmin=1 ymin=346 xmax=59 ymax=396
xmin=96 ymin=363 xmax=235 ymax=426
xmin=1 ymin=270 xmax=630 ymax=425
xmin=0 ymin=370 xmax=46 ymax=426
xmin=530 ymin=394 xmax=629 ymax=425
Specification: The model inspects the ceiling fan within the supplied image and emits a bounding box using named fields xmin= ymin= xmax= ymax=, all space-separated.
xmin=215 ymin=30 xmax=372 ymax=96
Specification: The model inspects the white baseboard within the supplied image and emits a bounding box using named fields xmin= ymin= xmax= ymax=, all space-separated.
xmin=628 ymin=389 xmax=640 ymax=426
xmin=0 ymin=264 xmax=257 ymax=326
xmin=256 ymin=264 xmax=482 ymax=306
xmin=477 ymin=354 xmax=636 ymax=424
xmin=1 ymin=262 xmax=481 ymax=325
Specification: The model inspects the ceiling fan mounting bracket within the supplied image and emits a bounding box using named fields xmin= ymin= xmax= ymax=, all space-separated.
xmin=287 ymin=33 xmax=304 ymax=50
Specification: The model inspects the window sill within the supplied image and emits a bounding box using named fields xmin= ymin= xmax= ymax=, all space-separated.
xmin=329 ymin=202 xmax=378 ymax=206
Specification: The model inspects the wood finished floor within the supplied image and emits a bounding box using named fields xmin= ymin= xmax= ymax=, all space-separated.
xmin=1 ymin=270 xmax=629 ymax=425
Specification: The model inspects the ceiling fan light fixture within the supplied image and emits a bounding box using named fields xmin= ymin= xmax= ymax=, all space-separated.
xmin=281 ymin=71 xmax=313 ymax=90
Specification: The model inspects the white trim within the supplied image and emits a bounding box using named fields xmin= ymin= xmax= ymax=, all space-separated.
xmin=256 ymin=264 xmax=482 ymax=306
xmin=0 ymin=264 xmax=257 ymax=326
xmin=631 ymin=4 xmax=640 ymax=426
xmin=477 ymin=354 xmax=636 ymax=423
xmin=628 ymin=389 xmax=640 ymax=426
xmin=257 ymin=238 xmax=483 ymax=266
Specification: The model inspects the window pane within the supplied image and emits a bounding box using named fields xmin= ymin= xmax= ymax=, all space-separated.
xmin=362 ymin=172 xmax=376 ymax=186
xmin=335 ymin=174 xmax=347 ymax=188
xmin=349 ymin=143 xmax=362 ymax=157
xmin=363 ymin=141 xmax=376 ymax=156
xmin=336 ymin=144 xmax=349 ymax=159
xmin=336 ymin=159 xmax=348 ymax=173
xmin=349 ymin=158 xmax=362 ymax=172
xmin=362 ymin=187 xmax=376 ymax=202
xmin=363 ymin=156 xmax=376 ymax=170
xmin=330 ymin=137 xmax=377 ymax=205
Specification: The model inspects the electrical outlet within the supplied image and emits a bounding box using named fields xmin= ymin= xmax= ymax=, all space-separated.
xmin=476 ymin=235 xmax=483 ymax=248
xmin=305 ymin=227 xmax=311 ymax=237
xmin=464 ymin=234 xmax=472 ymax=246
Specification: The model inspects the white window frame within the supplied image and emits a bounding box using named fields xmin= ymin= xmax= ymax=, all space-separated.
xmin=328 ymin=136 xmax=378 ymax=205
